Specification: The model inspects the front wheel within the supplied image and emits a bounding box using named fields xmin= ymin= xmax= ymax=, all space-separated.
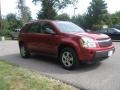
xmin=60 ymin=47 xmax=79 ymax=70
xmin=19 ymin=44 xmax=30 ymax=58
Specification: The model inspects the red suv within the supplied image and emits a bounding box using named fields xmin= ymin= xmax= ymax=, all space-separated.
xmin=19 ymin=20 xmax=115 ymax=70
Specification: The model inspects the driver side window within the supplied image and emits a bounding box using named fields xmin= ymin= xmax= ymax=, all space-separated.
xmin=100 ymin=29 xmax=107 ymax=33
xmin=41 ymin=23 xmax=55 ymax=34
xmin=28 ymin=23 xmax=41 ymax=33
xmin=108 ymin=29 xmax=116 ymax=34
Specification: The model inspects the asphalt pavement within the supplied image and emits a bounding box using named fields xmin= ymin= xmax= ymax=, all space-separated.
xmin=0 ymin=40 xmax=120 ymax=90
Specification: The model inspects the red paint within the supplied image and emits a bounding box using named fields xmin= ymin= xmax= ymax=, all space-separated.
xmin=19 ymin=20 xmax=114 ymax=62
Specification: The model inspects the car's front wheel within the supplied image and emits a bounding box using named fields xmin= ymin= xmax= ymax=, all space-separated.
xmin=19 ymin=44 xmax=30 ymax=58
xmin=60 ymin=47 xmax=79 ymax=70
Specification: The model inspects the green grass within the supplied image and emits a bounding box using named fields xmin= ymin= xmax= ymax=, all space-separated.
xmin=0 ymin=60 xmax=77 ymax=90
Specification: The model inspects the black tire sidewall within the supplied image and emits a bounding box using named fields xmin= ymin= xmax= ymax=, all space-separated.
xmin=60 ymin=47 xmax=79 ymax=70
xmin=20 ymin=44 xmax=30 ymax=58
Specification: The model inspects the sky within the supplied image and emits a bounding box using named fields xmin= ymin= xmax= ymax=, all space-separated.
xmin=1 ymin=0 xmax=120 ymax=19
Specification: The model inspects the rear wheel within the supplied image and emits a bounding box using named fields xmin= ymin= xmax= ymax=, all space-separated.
xmin=60 ymin=47 xmax=79 ymax=70
xmin=19 ymin=44 xmax=30 ymax=58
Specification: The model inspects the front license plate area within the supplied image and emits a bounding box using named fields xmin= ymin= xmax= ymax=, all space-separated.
xmin=108 ymin=50 xmax=113 ymax=57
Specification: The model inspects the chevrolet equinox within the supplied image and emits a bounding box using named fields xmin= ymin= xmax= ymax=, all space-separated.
xmin=19 ymin=20 xmax=115 ymax=70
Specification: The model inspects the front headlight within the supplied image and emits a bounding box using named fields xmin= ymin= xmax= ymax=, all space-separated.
xmin=80 ymin=37 xmax=96 ymax=48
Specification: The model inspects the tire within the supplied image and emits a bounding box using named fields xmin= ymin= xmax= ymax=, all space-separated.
xmin=19 ymin=44 xmax=30 ymax=58
xmin=60 ymin=47 xmax=79 ymax=70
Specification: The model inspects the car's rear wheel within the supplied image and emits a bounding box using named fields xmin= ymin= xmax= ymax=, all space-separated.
xmin=60 ymin=47 xmax=79 ymax=70
xmin=20 ymin=44 xmax=30 ymax=58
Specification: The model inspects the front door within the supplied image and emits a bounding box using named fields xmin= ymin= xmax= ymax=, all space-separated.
xmin=38 ymin=22 xmax=60 ymax=55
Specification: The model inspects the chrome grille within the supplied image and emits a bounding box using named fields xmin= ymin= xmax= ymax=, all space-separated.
xmin=97 ymin=38 xmax=112 ymax=47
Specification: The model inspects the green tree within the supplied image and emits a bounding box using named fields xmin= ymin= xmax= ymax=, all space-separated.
xmin=33 ymin=0 xmax=77 ymax=19
xmin=37 ymin=5 xmax=57 ymax=19
xmin=86 ymin=0 xmax=108 ymax=30
xmin=17 ymin=0 xmax=32 ymax=23
xmin=0 ymin=19 xmax=9 ymax=36
xmin=111 ymin=11 xmax=120 ymax=25
xmin=55 ymin=13 xmax=70 ymax=21
xmin=6 ymin=13 xmax=23 ymax=31
xmin=0 ymin=14 xmax=23 ymax=37
xmin=71 ymin=15 xmax=87 ymax=29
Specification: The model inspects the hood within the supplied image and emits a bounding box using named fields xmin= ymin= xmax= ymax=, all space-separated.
xmin=71 ymin=32 xmax=109 ymax=39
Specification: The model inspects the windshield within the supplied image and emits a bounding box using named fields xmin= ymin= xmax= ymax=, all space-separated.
xmin=54 ymin=21 xmax=85 ymax=33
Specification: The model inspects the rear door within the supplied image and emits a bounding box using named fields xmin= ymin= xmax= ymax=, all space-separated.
xmin=26 ymin=21 xmax=60 ymax=55
xmin=25 ymin=22 xmax=43 ymax=52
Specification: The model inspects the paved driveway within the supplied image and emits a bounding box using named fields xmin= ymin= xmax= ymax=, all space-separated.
xmin=0 ymin=40 xmax=120 ymax=90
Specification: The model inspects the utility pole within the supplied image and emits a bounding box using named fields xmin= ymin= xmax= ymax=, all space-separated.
xmin=72 ymin=0 xmax=78 ymax=16
xmin=0 ymin=0 xmax=1 ymax=30
xmin=74 ymin=7 xmax=77 ymax=16
xmin=0 ymin=0 xmax=5 ymax=40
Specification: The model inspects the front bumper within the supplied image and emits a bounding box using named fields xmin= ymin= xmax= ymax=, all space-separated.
xmin=94 ymin=48 xmax=115 ymax=61
xmin=80 ymin=47 xmax=115 ymax=63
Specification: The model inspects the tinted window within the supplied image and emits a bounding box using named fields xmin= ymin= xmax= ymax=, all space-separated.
xmin=108 ymin=29 xmax=117 ymax=34
xmin=112 ymin=25 xmax=120 ymax=30
xmin=41 ymin=23 xmax=55 ymax=34
xmin=99 ymin=29 xmax=108 ymax=33
xmin=28 ymin=23 xmax=41 ymax=33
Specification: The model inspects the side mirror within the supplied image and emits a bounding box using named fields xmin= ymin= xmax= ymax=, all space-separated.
xmin=45 ymin=28 xmax=55 ymax=34
xmin=85 ymin=29 xmax=91 ymax=32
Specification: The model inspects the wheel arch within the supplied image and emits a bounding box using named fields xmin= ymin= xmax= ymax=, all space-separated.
xmin=58 ymin=43 xmax=78 ymax=57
